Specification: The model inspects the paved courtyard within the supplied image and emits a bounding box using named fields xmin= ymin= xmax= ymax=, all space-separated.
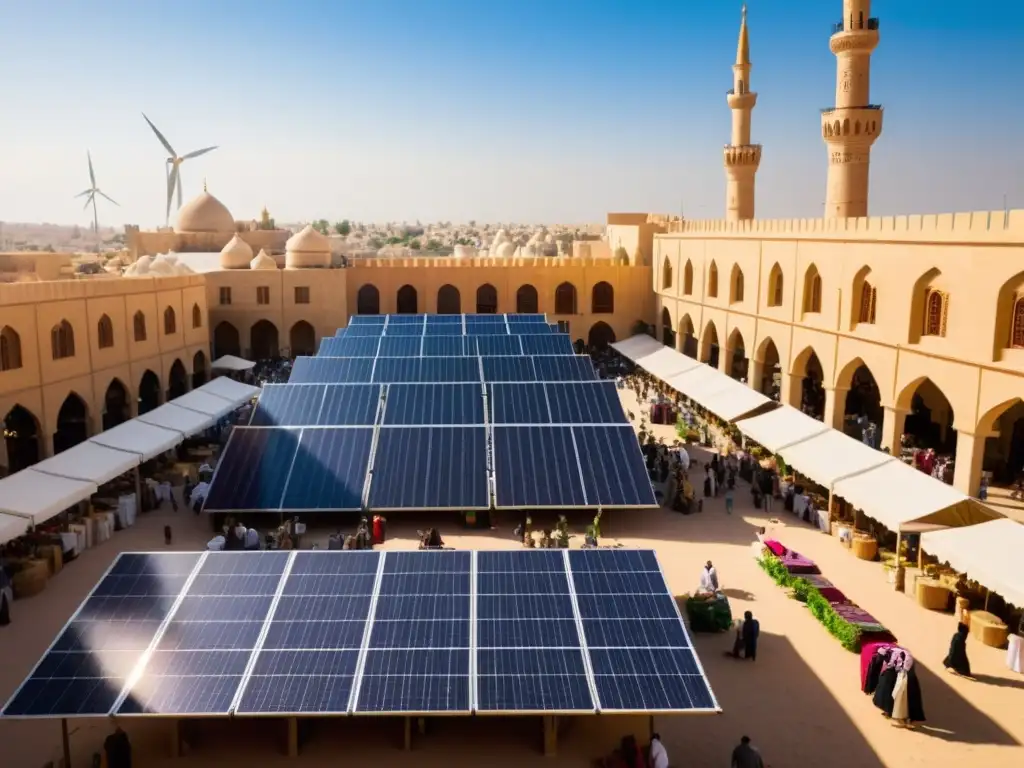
xmin=1 ymin=387 xmax=1022 ymax=767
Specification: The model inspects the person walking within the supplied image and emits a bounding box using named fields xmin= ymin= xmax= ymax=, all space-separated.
xmin=731 ymin=735 xmax=765 ymax=768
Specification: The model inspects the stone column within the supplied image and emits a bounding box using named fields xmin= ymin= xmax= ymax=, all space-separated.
xmin=880 ymin=406 xmax=908 ymax=453
xmin=674 ymin=332 xmax=684 ymax=353
xmin=953 ymin=429 xmax=991 ymax=498
xmin=781 ymin=372 xmax=802 ymax=409
xmin=749 ymin=358 xmax=765 ymax=395
xmin=719 ymin=345 xmax=732 ymax=375
xmin=822 ymin=386 xmax=849 ymax=431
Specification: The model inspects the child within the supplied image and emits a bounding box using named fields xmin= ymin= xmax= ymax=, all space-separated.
xmin=725 ymin=486 xmax=735 ymax=515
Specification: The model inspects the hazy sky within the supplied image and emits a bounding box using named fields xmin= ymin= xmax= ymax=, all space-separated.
xmin=1 ymin=0 xmax=1021 ymax=228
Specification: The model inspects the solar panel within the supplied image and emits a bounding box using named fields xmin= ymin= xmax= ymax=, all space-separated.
xmin=534 ymin=355 xmax=597 ymax=381
xmin=482 ymin=356 xmax=537 ymax=382
xmin=568 ymin=549 xmax=717 ymax=712
xmin=474 ymin=335 xmax=522 ymax=356
xmin=573 ymin=426 xmax=658 ymax=508
xmin=203 ymin=428 xmax=301 ymax=512
xmin=383 ymin=384 xmax=485 ymax=425
xmin=355 ymin=551 xmax=471 ymax=714
xmin=318 ymin=336 xmax=380 ymax=357
xmin=348 ymin=316 xmax=387 ymax=325
xmin=426 ymin=314 xmax=463 ymax=324
xmin=508 ymin=324 xmax=554 ymax=335
xmin=368 ymin=427 xmax=489 ymax=509
xmin=387 ymin=315 xmax=427 ymax=325
xmin=476 ymin=550 xmax=596 ymax=713
xmin=372 ymin=357 xmax=481 ymax=384
xmin=545 ymin=382 xmax=628 ymax=424
xmin=338 ymin=325 xmax=385 ymax=338
xmin=250 ymin=384 xmax=327 ymax=427
xmin=492 ymin=426 xmax=586 ymax=508
xmin=422 ymin=336 xmax=473 ymax=356
xmin=520 ymin=334 xmax=574 ymax=356
xmin=377 ymin=336 xmax=423 ymax=357
xmin=423 ymin=323 xmax=465 ymax=337
xmin=506 ymin=314 xmax=547 ymax=324
xmin=280 ymin=428 xmax=374 ymax=511
xmin=235 ymin=551 xmax=380 ymax=715
xmin=466 ymin=324 xmax=509 ymax=336
xmin=384 ymin=324 xmax=425 ymax=337
xmin=465 ymin=314 xmax=506 ymax=324
xmin=1 ymin=553 xmax=202 ymax=717
xmin=488 ymin=383 xmax=550 ymax=424
xmin=318 ymin=385 xmax=383 ymax=426
xmin=289 ymin=357 xmax=374 ymax=384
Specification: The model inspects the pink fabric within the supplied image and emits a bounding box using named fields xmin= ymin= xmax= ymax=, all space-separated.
xmin=860 ymin=641 xmax=894 ymax=688
xmin=764 ymin=540 xmax=786 ymax=557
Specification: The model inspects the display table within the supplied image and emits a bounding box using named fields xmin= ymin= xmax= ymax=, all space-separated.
xmin=915 ymin=578 xmax=951 ymax=611
xmin=969 ymin=610 xmax=1009 ymax=648
xmin=684 ymin=592 xmax=733 ymax=633
xmin=1007 ymin=634 xmax=1023 ymax=674
xmin=852 ymin=536 xmax=878 ymax=561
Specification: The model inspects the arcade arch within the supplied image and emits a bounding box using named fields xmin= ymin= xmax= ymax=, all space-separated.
xmin=790 ymin=346 xmax=826 ymax=421
xmin=3 ymin=404 xmax=40 ymax=472
xmin=700 ymin=321 xmax=720 ymax=369
xmin=214 ymin=322 xmax=241 ymax=358
xmin=357 ymin=284 xmax=380 ymax=315
xmin=476 ymin=284 xmax=498 ymax=314
xmin=516 ymin=285 xmax=538 ymax=314
xmin=54 ymin=392 xmax=89 ymax=454
xmin=437 ymin=285 xmax=461 ymax=315
xmin=661 ymin=308 xmax=676 ymax=348
xmin=587 ymin=322 xmax=616 ymax=350
xmin=397 ymin=285 xmax=418 ymax=314
xmin=290 ymin=321 xmax=316 ymax=357
xmin=168 ymin=360 xmax=188 ymax=400
xmin=102 ymin=379 xmax=131 ymax=430
xmin=678 ymin=315 xmax=696 ymax=358
xmin=251 ymin=320 xmax=280 ymax=359
xmin=138 ymin=370 xmax=161 ymax=415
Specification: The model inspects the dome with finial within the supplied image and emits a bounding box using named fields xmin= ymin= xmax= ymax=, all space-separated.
xmin=175 ymin=184 xmax=235 ymax=234
xmin=250 ymin=249 xmax=277 ymax=270
xmin=285 ymin=224 xmax=331 ymax=268
xmin=220 ymin=234 xmax=254 ymax=269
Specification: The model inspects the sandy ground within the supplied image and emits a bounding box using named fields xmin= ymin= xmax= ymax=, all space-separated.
xmin=1 ymin=387 xmax=1023 ymax=768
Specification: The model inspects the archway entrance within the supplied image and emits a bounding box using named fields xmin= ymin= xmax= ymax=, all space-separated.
xmin=701 ymin=323 xmax=720 ymax=369
xmin=251 ymin=320 xmax=280 ymax=359
xmin=139 ymin=370 xmax=161 ymax=415
xmin=357 ymin=285 xmax=380 ymax=315
xmin=678 ymin=317 xmax=697 ymax=358
xmin=3 ymin=405 xmax=40 ymax=472
xmin=54 ymin=393 xmax=89 ymax=455
xmin=516 ymin=285 xmax=538 ymax=314
xmin=397 ymin=285 xmax=418 ymax=314
xmin=437 ymin=285 xmax=461 ymax=315
xmin=660 ymin=308 xmax=675 ymax=348
xmin=192 ymin=351 xmax=208 ymax=388
xmin=900 ymin=378 xmax=956 ymax=456
xmin=843 ymin=363 xmax=883 ymax=442
xmin=214 ymin=322 xmax=240 ymax=358
xmin=587 ymin=322 xmax=616 ymax=350
xmin=290 ymin=321 xmax=316 ymax=357
xmin=168 ymin=360 xmax=188 ymax=400
xmin=103 ymin=380 xmax=131 ymax=430
xmin=476 ymin=284 xmax=498 ymax=314
xmin=756 ymin=339 xmax=781 ymax=399
xmin=793 ymin=349 xmax=825 ymax=421
xmin=727 ymin=330 xmax=747 ymax=382
xmin=983 ymin=401 xmax=1024 ymax=488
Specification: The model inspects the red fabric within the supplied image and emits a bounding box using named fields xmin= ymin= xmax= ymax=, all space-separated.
xmin=860 ymin=641 xmax=892 ymax=688
xmin=764 ymin=539 xmax=786 ymax=557
xmin=372 ymin=516 xmax=383 ymax=544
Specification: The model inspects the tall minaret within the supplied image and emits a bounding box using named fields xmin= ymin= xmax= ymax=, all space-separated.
xmin=822 ymin=1 xmax=883 ymax=218
xmin=724 ymin=4 xmax=761 ymax=222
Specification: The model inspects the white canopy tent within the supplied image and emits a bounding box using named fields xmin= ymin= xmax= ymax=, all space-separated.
xmin=612 ymin=335 xmax=702 ymax=382
xmin=88 ymin=420 xmax=182 ymax=462
xmin=0 ymin=470 xmax=97 ymax=525
xmin=833 ymin=459 xmax=1000 ymax=532
xmin=777 ymin=429 xmax=894 ymax=489
xmin=198 ymin=377 xmax=260 ymax=405
xmin=922 ymin=519 xmax=1024 ymax=607
xmin=211 ymin=355 xmax=256 ymax=372
xmin=736 ymin=405 xmax=831 ymax=453
xmin=667 ymin=363 xmax=773 ymax=421
xmin=31 ymin=442 xmax=139 ymax=486
xmin=136 ymin=403 xmax=216 ymax=436
xmin=0 ymin=512 xmax=31 ymax=546
xmin=168 ymin=389 xmax=240 ymax=420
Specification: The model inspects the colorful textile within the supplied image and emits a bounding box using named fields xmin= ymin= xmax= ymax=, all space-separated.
xmin=780 ymin=550 xmax=819 ymax=574
xmin=802 ymin=575 xmax=847 ymax=604
xmin=764 ymin=539 xmax=786 ymax=557
xmin=832 ymin=603 xmax=887 ymax=633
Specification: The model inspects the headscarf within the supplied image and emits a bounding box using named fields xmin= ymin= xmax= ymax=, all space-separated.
xmin=882 ymin=648 xmax=913 ymax=673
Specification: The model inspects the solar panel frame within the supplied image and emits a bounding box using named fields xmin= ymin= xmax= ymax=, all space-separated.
xmin=376 ymin=336 xmax=423 ymax=357
xmin=421 ymin=336 xmax=473 ymax=356
xmin=382 ymin=383 xmax=486 ymax=426
xmin=488 ymin=383 xmax=551 ymax=424
xmin=422 ymin=323 xmax=466 ymax=337
xmin=545 ymin=381 xmax=629 ymax=424
xmin=372 ymin=357 xmax=481 ymax=384
xmin=337 ymin=324 xmax=386 ymax=337
xmin=347 ymin=316 xmax=387 ymax=326
xmin=533 ymin=355 xmax=598 ymax=381
xmin=289 ymin=357 xmax=375 ymax=384
xmin=492 ymin=426 xmax=587 ymax=509
xmin=481 ymin=356 xmax=537 ymax=382
xmin=318 ymin=336 xmax=381 ymax=357
xmin=518 ymin=334 xmax=575 ymax=355
xmin=573 ymin=426 xmax=659 ymax=509
xmin=473 ymin=335 xmax=523 ymax=356
xmin=249 ymin=384 xmax=327 ymax=427
xmin=279 ymin=428 xmax=375 ymax=511
xmin=202 ymin=428 xmax=302 ymax=512
xmin=385 ymin=314 xmax=427 ymax=325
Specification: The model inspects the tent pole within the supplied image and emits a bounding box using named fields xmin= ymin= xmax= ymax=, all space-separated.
xmin=134 ymin=467 xmax=143 ymax=512
xmin=61 ymin=717 xmax=71 ymax=768
xmin=984 ymin=587 xmax=990 ymax=611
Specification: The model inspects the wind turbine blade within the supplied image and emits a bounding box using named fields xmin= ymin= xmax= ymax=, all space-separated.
xmin=142 ymin=112 xmax=176 ymax=156
xmin=181 ymin=145 xmax=218 ymax=160
xmin=97 ymin=190 xmax=119 ymax=206
xmin=92 ymin=197 xmax=99 ymax=236
xmin=176 ymin=168 xmax=183 ymax=209
xmin=87 ymin=151 xmax=96 ymax=188
xmin=75 ymin=189 xmax=93 ymax=198
xmin=165 ymin=164 xmax=176 ymax=224
xmin=84 ymin=193 xmax=95 ymax=211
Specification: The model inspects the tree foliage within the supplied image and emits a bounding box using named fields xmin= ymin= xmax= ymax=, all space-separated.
xmin=334 ymin=220 xmax=351 ymax=236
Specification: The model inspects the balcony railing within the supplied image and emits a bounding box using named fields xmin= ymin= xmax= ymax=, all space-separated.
xmin=831 ymin=17 xmax=879 ymax=34
xmin=820 ymin=105 xmax=883 ymax=114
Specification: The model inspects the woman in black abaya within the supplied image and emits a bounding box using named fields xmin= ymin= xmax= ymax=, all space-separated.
xmin=873 ymin=649 xmax=925 ymax=727
xmin=943 ymin=622 xmax=972 ymax=676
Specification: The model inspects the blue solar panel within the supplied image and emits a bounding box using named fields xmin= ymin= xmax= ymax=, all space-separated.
xmin=465 ymin=314 xmax=505 ymax=324
xmin=318 ymin=336 xmax=380 ymax=357
xmin=347 ymin=316 xmax=386 ymax=326
xmin=280 ymin=428 xmax=374 ymax=511
xmin=203 ymin=428 xmax=301 ymax=512
xmin=377 ymin=336 xmax=423 ymax=356
xmin=423 ymin=323 xmax=465 ymax=336
xmin=289 ymin=357 xmax=375 ymax=384
xmin=492 ymin=426 xmax=585 ymax=508
xmin=338 ymin=325 xmax=385 ymax=337
xmin=568 ymin=549 xmax=717 ymax=712
xmin=466 ymin=324 xmax=509 ymax=336
xmin=506 ymin=314 xmax=547 ymax=323
xmin=250 ymin=384 xmax=327 ymax=426
xmin=387 ymin=314 xmax=426 ymax=324
xmin=385 ymin=324 xmax=425 ymax=336
xmin=482 ymin=356 xmax=537 ymax=382
xmin=534 ymin=355 xmax=597 ymax=381
xmin=488 ymin=383 xmax=550 ymax=423
xmin=508 ymin=324 xmax=554 ymax=334
xmin=545 ymin=382 xmax=628 ymax=424
xmin=372 ymin=357 xmax=480 ymax=383
xmin=368 ymin=427 xmax=489 ymax=509
xmin=318 ymin=385 xmax=382 ymax=426
xmin=426 ymin=314 xmax=463 ymax=324
xmin=422 ymin=336 xmax=473 ymax=356
xmin=520 ymin=334 xmax=574 ymax=355
xmin=573 ymin=426 xmax=658 ymax=508
xmin=383 ymin=384 xmax=485 ymax=425
xmin=474 ymin=335 xmax=522 ymax=356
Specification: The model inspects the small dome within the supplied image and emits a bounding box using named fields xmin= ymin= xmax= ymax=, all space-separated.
xmin=149 ymin=255 xmax=176 ymax=275
xmin=495 ymin=242 xmax=516 ymax=259
xmin=286 ymin=225 xmax=331 ymax=268
xmin=220 ymin=234 xmax=253 ymax=269
xmin=453 ymin=245 xmax=477 ymax=259
xmin=134 ymin=255 xmax=153 ymax=273
xmin=175 ymin=191 xmax=235 ymax=234
xmin=250 ymin=249 xmax=277 ymax=270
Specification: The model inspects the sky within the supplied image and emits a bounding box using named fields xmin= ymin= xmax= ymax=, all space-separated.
xmin=0 ymin=0 xmax=1021 ymax=228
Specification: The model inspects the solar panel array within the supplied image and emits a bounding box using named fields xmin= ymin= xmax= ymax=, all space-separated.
xmin=202 ymin=314 xmax=657 ymax=512
xmin=2 ymin=550 xmax=719 ymax=719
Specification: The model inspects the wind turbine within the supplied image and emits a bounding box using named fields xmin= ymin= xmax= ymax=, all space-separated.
xmin=142 ymin=113 xmax=218 ymax=226
xmin=75 ymin=151 xmax=118 ymax=249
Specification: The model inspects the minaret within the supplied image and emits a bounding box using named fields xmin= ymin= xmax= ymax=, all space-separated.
xmin=724 ymin=5 xmax=761 ymax=222
xmin=822 ymin=1 xmax=883 ymax=218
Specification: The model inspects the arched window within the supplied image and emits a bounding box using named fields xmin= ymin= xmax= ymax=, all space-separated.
xmin=164 ymin=306 xmax=176 ymax=335
xmin=707 ymin=262 xmax=719 ymax=298
xmin=923 ymin=289 xmax=947 ymax=337
xmin=51 ymin=320 xmax=75 ymax=360
xmin=516 ymin=285 xmax=538 ymax=314
xmin=554 ymin=282 xmax=577 ymax=315
xmin=803 ymin=266 xmax=822 ymax=313
xmin=192 ymin=303 xmax=202 ymax=329
xmin=730 ymin=266 xmax=744 ymax=304
xmin=591 ymin=282 xmax=614 ymax=314
xmin=768 ymin=264 xmax=783 ymax=307
xmin=1012 ymin=295 xmax=1024 ymax=348
xmin=683 ymin=261 xmax=694 ymax=295
xmin=0 ymin=326 xmax=22 ymax=371
xmin=858 ymin=282 xmax=877 ymax=324
xmin=97 ymin=314 xmax=114 ymax=348
xmin=133 ymin=311 xmax=147 ymax=342
xmin=661 ymin=257 xmax=673 ymax=290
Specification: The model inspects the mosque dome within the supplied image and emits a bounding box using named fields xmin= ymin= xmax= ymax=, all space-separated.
xmin=148 ymin=254 xmax=176 ymax=275
xmin=250 ymin=249 xmax=277 ymax=270
xmin=495 ymin=241 xmax=516 ymax=259
xmin=452 ymin=245 xmax=477 ymax=259
xmin=174 ymin=191 xmax=235 ymax=234
xmin=285 ymin=225 xmax=331 ymax=268
xmin=220 ymin=234 xmax=254 ymax=269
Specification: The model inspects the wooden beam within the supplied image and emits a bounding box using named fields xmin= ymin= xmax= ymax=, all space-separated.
xmin=543 ymin=715 xmax=558 ymax=757
xmin=169 ymin=719 xmax=181 ymax=759
xmin=404 ymin=717 xmax=412 ymax=751
xmin=287 ymin=717 xmax=298 ymax=758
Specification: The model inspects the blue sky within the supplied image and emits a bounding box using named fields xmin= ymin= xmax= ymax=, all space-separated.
xmin=1 ymin=0 xmax=1021 ymax=227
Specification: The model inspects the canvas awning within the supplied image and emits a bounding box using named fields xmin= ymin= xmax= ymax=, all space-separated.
xmin=736 ymin=405 xmax=831 ymax=453
xmin=833 ymin=460 xmax=1001 ymax=532
xmin=88 ymin=420 xmax=182 ymax=462
xmin=0 ymin=470 xmax=97 ymax=525
xmin=31 ymin=442 xmax=139 ymax=486
xmin=612 ymin=335 xmax=702 ymax=382
xmin=777 ymin=429 xmax=894 ymax=489
xmin=136 ymin=403 xmax=216 ymax=436
xmin=0 ymin=512 xmax=31 ymax=545
xmin=198 ymin=377 xmax=260 ymax=406
xmin=922 ymin=518 xmax=1024 ymax=607
xmin=211 ymin=355 xmax=256 ymax=372
xmin=667 ymin=363 xmax=773 ymax=422
xmin=168 ymin=389 xmax=240 ymax=419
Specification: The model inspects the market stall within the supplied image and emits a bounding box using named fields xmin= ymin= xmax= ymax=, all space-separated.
xmin=136 ymin=402 xmax=217 ymax=436
xmin=735 ymin=404 xmax=831 ymax=453
xmin=31 ymin=441 xmax=138 ymax=486
xmin=612 ymin=335 xmax=702 ymax=382
xmin=199 ymin=376 xmax=261 ymax=404
xmin=777 ymin=429 xmax=894 ymax=491
xmin=88 ymin=419 xmax=182 ymax=462
xmin=920 ymin=519 xmax=1024 ymax=609
xmin=0 ymin=470 xmax=96 ymax=525
xmin=0 ymin=513 xmax=31 ymax=546
xmin=211 ymin=354 xmax=256 ymax=372
xmin=166 ymin=389 xmax=241 ymax=421
xmin=667 ymin=363 xmax=774 ymax=422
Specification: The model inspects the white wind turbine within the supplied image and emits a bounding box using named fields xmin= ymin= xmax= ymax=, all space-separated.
xmin=75 ymin=151 xmax=118 ymax=249
xmin=142 ymin=113 xmax=218 ymax=226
